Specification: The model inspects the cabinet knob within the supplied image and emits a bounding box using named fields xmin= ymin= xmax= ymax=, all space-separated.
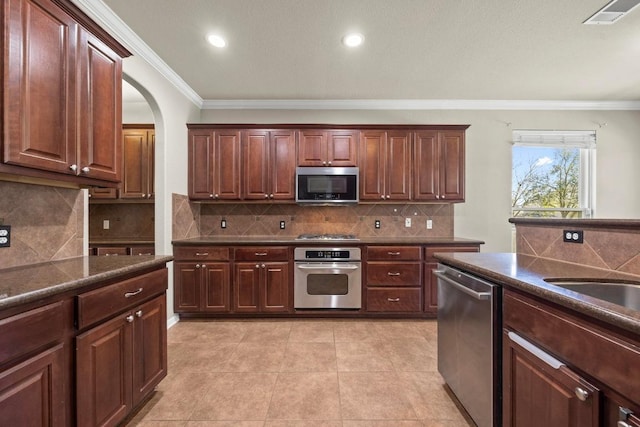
xmin=126 ymin=315 xmax=134 ymax=323
xmin=327 ymin=161 xmax=332 ymax=165
xmin=269 ymin=194 xmax=274 ymax=198
xmin=142 ymin=193 xmax=146 ymax=198
xmin=214 ymin=194 xmax=219 ymax=199
xmin=81 ymin=166 xmax=90 ymax=173
xmin=380 ymin=195 xmax=385 ymax=199
xmin=441 ymin=194 xmax=446 ymax=199
xmin=69 ymin=164 xmax=78 ymax=172
xmin=135 ymin=310 xmax=143 ymax=318
xmin=147 ymin=194 xmax=153 ymax=199
xmin=195 ymin=264 xmax=201 ymax=268
xmin=210 ymin=194 xmax=214 ymax=198
xmin=618 ymin=407 xmax=635 ymax=427
xmin=261 ymin=264 xmax=266 ymax=268
xmin=436 ymin=195 xmax=440 ymax=199
xmin=264 ymin=194 xmax=269 ymax=199
xmin=574 ymin=387 xmax=590 ymax=402
xmin=386 ymin=195 xmax=391 ymax=199
xmin=255 ymin=264 xmax=260 ymax=268
xmin=322 ymin=161 xmax=327 ymax=165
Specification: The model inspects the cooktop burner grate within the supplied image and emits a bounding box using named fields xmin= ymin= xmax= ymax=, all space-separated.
xmin=296 ymin=233 xmax=358 ymax=240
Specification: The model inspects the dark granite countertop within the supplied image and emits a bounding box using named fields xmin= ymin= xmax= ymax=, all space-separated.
xmin=0 ymin=255 xmax=173 ymax=311
xmin=509 ymin=217 xmax=640 ymax=230
xmin=435 ymin=252 xmax=640 ymax=335
xmin=172 ymin=236 xmax=484 ymax=246
xmin=89 ymin=240 xmax=155 ymax=245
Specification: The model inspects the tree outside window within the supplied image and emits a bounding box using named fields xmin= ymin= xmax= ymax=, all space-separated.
xmin=511 ymin=131 xmax=595 ymax=219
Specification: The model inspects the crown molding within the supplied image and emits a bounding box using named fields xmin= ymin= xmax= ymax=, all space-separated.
xmin=72 ymin=1 xmax=640 ymax=112
xmin=201 ymin=99 xmax=640 ymax=110
xmin=71 ymin=0 xmax=203 ymax=108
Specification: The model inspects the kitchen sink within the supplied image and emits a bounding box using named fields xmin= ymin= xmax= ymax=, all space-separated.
xmin=544 ymin=280 xmax=640 ymax=312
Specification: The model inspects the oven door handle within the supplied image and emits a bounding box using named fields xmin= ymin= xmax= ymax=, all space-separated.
xmin=296 ymin=263 xmax=360 ymax=270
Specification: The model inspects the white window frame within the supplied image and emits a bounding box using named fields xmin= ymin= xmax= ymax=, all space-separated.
xmin=511 ymin=130 xmax=596 ymax=218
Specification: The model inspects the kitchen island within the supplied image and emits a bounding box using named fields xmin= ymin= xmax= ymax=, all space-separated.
xmin=0 ymin=255 xmax=172 ymax=427
xmin=435 ymin=251 xmax=640 ymax=427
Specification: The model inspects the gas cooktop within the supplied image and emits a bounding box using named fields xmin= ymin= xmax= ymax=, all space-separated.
xmin=296 ymin=233 xmax=359 ymax=241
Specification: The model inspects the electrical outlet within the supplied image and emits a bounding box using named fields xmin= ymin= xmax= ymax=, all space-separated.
xmin=563 ymin=229 xmax=583 ymax=243
xmin=374 ymin=219 xmax=381 ymax=229
xmin=0 ymin=225 xmax=10 ymax=247
xmin=221 ymin=219 xmax=227 ymax=229
xmin=405 ymin=218 xmax=411 ymax=227
xmin=280 ymin=220 xmax=286 ymax=229
xmin=426 ymin=219 xmax=433 ymax=229
xmin=103 ymin=220 xmax=110 ymax=230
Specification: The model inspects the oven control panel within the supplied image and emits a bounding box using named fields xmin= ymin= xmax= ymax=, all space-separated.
xmin=294 ymin=247 xmax=361 ymax=262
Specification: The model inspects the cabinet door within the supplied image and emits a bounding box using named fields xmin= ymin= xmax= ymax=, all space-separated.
xmin=439 ymin=130 xmax=465 ymax=201
xmin=147 ymin=130 xmax=155 ymax=198
xmin=76 ymin=313 xmax=133 ymax=427
xmin=188 ymin=130 xmax=215 ymax=200
xmin=174 ymin=262 xmax=201 ymax=312
xmin=213 ymin=130 xmax=241 ymax=199
xmin=298 ymin=130 xmax=328 ymax=166
xmin=242 ymin=130 xmax=270 ymax=199
xmin=413 ymin=131 xmax=439 ymax=201
xmin=262 ymin=262 xmax=290 ymax=312
xmin=503 ymin=330 xmax=600 ymax=427
xmin=270 ymin=131 xmax=297 ymax=200
xmin=234 ymin=262 xmax=260 ymax=312
xmin=132 ymin=296 xmax=167 ymax=406
xmin=203 ymin=263 xmax=231 ymax=312
xmin=77 ymin=29 xmax=122 ymax=182
xmin=4 ymin=0 xmax=78 ymax=174
xmin=424 ymin=262 xmax=439 ymax=313
xmin=385 ymin=131 xmax=411 ymax=200
xmin=359 ymin=131 xmax=386 ymax=200
xmin=0 ymin=344 xmax=65 ymax=426
xmin=121 ymin=129 xmax=152 ymax=199
xmin=327 ymin=131 xmax=358 ymax=166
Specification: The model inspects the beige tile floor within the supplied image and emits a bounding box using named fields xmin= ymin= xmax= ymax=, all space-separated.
xmin=126 ymin=319 xmax=475 ymax=427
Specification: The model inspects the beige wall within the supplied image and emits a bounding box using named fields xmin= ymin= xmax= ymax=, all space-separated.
xmin=199 ymin=109 xmax=640 ymax=252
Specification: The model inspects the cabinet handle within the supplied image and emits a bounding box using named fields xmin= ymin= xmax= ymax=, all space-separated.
xmin=441 ymin=195 xmax=446 ymax=199
xmin=261 ymin=264 xmax=266 ymax=268
xmin=574 ymin=387 xmax=590 ymax=402
xmin=195 ymin=252 xmax=209 ymax=256
xmin=210 ymin=194 xmax=214 ymax=198
xmin=147 ymin=194 xmax=153 ymax=199
xmin=386 ymin=195 xmax=391 ymax=199
xmin=124 ymin=288 xmax=143 ymax=298
xmin=269 ymin=194 xmax=274 ymax=198
xmin=264 ymin=194 xmax=269 ymax=198
xmin=136 ymin=253 xmax=152 ymax=256
xmin=388 ymin=272 xmax=401 ymax=276
xmin=387 ymin=298 xmax=400 ymax=302
xmin=436 ymin=195 xmax=440 ymax=199
xmin=69 ymin=164 xmax=78 ymax=172
xmin=327 ymin=161 xmax=332 ymax=165
xmin=142 ymin=193 xmax=146 ymax=198
xmin=81 ymin=166 xmax=90 ymax=173
xmin=214 ymin=194 xmax=219 ymax=199
xmin=135 ymin=310 xmax=143 ymax=318
xmin=255 ymin=264 xmax=260 ymax=268
xmin=618 ymin=407 xmax=635 ymax=427
xmin=380 ymin=195 xmax=385 ymax=199
xmin=126 ymin=315 xmax=134 ymax=323
xmin=507 ymin=332 xmax=564 ymax=369
xmin=322 ymin=161 xmax=327 ymax=165
xmin=255 ymin=252 xmax=268 ymax=256
xmin=387 ymin=252 xmax=401 ymax=256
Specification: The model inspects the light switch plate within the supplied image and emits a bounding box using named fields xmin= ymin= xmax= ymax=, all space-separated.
xmin=0 ymin=225 xmax=10 ymax=247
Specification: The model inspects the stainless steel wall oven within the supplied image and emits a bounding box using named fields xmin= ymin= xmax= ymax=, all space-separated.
xmin=294 ymin=247 xmax=362 ymax=309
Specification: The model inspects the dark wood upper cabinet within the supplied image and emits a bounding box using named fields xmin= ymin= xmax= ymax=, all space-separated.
xmin=2 ymin=0 xmax=129 ymax=185
xmin=242 ymin=130 xmax=296 ymax=200
xmin=188 ymin=129 xmax=241 ymax=200
xmin=359 ymin=130 xmax=411 ymax=201
xmin=414 ymin=130 xmax=465 ymax=202
xmin=121 ymin=126 xmax=155 ymax=199
xmin=298 ymin=130 xmax=358 ymax=166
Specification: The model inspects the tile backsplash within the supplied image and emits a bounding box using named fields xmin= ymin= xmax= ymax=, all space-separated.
xmin=89 ymin=203 xmax=155 ymax=241
xmin=0 ymin=181 xmax=84 ymax=268
xmin=515 ymin=223 xmax=640 ymax=276
xmin=172 ymin=193 xmax=453 ymax=240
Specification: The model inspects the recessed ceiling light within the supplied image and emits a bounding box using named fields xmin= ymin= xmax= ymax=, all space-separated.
xmin=207 ymin=34 xmax=227 ymax=48
xmin=342 ymin=33 xmax=365 ymax=47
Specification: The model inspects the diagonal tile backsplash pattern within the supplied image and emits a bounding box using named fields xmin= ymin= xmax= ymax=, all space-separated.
xmin=172 ymin=194 xmax=454 ymax=240
xmin=0 ymin=181 xmax=84 ymax=269
xmin=515 ymin=224 xmax=640 ymax=275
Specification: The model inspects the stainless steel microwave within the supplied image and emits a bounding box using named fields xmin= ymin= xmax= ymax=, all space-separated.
xmin=295 ymin=167 xmax=359 ymax=205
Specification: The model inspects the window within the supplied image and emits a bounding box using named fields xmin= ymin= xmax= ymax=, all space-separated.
xmin=511 ymin=130 xmax=595 ymax=218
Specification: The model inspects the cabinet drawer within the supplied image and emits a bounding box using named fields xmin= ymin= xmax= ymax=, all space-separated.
xmin=0 ymin=301 xmax=65 ymax=364
xmin=425 ymin=245 xmax=479 ymax=262
xmin=234 ymin=246 xmax=289 ymax=261
xmin=366 ymin=262 xmax=422 ymax=286
xmin=94 ymin=247 xmax=128 ymax=256
xmin=129 ymin=245 xmax=155 ymax=256
xmin=77 ymin=268 xmax=167 ymax=330
xmin=173 ymin=246 xmax=230 ymax=261
xmin=367 ymin=246 xmax=422 ymax=261
xmin=367 ymin=288 xmax=422 ymax=312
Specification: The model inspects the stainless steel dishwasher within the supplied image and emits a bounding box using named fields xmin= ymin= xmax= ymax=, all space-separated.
xmin=435 ymin=264 xmax=501 ymax=427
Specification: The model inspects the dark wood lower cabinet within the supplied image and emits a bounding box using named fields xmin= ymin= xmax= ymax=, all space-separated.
xmin=0 ymin=344 xmax=65 ymax=426
xmin=234 ymin=261 xmax=290 ymax=313
xmin=76 ymin=295 xmax=167 ymax=427
xmin=174 ymin=262 xmax=231 ymax=313
xmin=502 ymin=330 xmax=600 ymax=427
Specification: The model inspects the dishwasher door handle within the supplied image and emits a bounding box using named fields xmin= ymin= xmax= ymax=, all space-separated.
xmin=434 ymin=271 xmax=491 ymax=300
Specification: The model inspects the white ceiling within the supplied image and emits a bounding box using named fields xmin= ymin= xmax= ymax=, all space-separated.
xmin=92 ymin=0 xmax=640 ymax=105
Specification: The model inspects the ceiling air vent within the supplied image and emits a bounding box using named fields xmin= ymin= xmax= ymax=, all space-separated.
xmin=584 ymin=0 xmax=640 ymax=24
